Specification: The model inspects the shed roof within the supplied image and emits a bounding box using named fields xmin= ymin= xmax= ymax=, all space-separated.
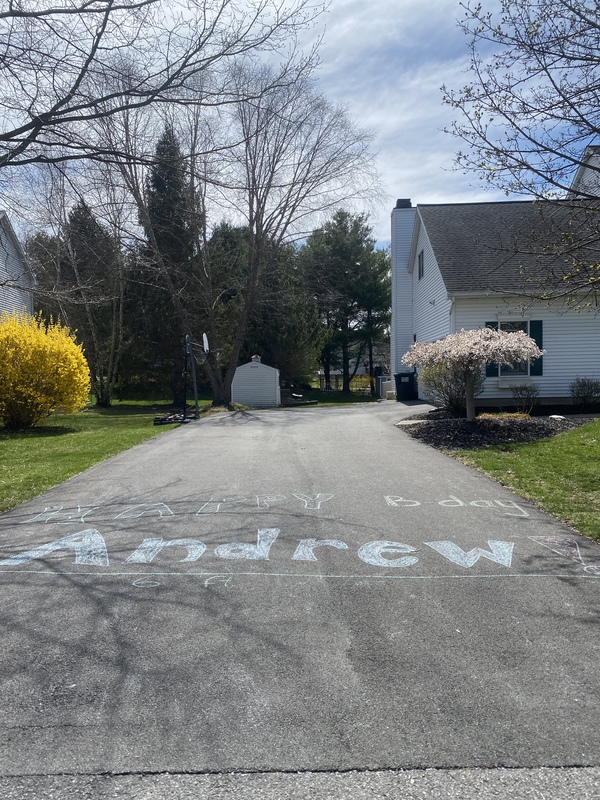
xmin=417 ymin=200 xmax=590 ymax=295
xmin=235 ymin=359 xmax=279 ymax=374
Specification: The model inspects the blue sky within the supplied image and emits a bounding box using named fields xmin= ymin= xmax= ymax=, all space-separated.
xmin=307 ymin=0 xmax=510 ymax=244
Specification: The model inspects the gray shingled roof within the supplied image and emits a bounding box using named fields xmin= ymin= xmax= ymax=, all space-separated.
xmin=417 ymin=200 xmax=584 ymax=294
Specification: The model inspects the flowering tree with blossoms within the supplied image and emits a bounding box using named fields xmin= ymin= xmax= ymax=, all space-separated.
xmin=402 ymin=328 xmax=545 ymax=421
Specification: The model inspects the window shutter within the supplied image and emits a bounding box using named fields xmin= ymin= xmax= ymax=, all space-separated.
xmin=485 ymin=321 xmax=498 ymax=377
xmin=529 ymin=320 xmax=543 ymax=376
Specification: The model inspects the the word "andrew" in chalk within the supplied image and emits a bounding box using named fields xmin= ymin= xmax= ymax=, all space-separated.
xmin=0 ymin=528 xmax=517 ymax=570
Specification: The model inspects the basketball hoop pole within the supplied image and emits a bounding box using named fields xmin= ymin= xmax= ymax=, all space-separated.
xmin=188 ymin=335 xmax=199 ymax=417
xmin=183 ymin=335 xmax=199 ymax=419
xmin=182 ymin=338 xmax=188 ymax=419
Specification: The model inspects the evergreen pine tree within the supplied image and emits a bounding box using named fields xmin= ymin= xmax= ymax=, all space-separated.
xmin=302 ymin=211 xmax=390 ymax=393
xmin=136 ymin=125 xmax=194 ymax=404
xmin=146 ymin=125 xmax=192 ymax=271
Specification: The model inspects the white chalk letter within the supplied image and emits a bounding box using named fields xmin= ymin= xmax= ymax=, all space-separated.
xmin=385 ymin=496 xmax=421 ymax=508
xmin=438 ymin=495 xmax=465 ymax=507
xmin=197 ymin=496 xmax=247 ymax=514
xmin=215 ymin=528 xmax=280 ymax=561
xmin=116 ymin=503 xmax=175 ymax=519
xmin=125 ymin=538 xmax=206 ymax=563
xmin=293 ymin=493 xmax=334 ymax=510
xmin=529 ymin=535 xmax=583 ymax=562
xmin=357 ymin=541 xmax=419 ymax=568
xmin=494 ymin=500 xmax=529 ymax=517
xmin=0 ymin=530 xmax=109 ymax=566
xmin=21 ymin=506 xmax=99 ymax=524
xmin=255 ymin=495 xmax=286 ymax=509
xmin=292 ymin=539 xmax=349 ymax=561
xmin=528 ymin=536 xmax=600 ymax=575
xmin=204 ymin=575 xmax=232 ymax=587
xmin=424 ymin=540 xmax=514 ymax=568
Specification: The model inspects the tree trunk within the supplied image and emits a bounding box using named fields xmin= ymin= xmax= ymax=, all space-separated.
xmin=342 ymin=342 xmax=351 ymax=392
xmin=341 ymin=321 xmax=351 ymax=393
xmin=368 ymin=336 xmax=375 ymax=396
xmin=322 ymin=355 xmax=332 ymax=391
xmin=465 ymin=370 xmax=476 ymax=422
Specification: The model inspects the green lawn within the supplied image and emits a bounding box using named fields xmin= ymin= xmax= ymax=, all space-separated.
xmin=0 ymin=401 xmax=188 ymax=513
xmin=452 ymin=419 xmax=600 ymax=541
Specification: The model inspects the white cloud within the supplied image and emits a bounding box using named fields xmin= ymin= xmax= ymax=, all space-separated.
xmin=305 ymin=0 xmax=511 ymax=242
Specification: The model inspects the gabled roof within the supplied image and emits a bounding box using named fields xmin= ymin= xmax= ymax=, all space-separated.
xmin=417 ymin=200 xmax=582 ymax=295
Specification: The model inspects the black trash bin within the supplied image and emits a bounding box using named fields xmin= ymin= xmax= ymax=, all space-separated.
xmin=394 ymin=371 xmax=417 ymax=401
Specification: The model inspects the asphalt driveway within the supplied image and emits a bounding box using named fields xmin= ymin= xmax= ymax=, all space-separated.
xmin=0 ymin=401 xmax=598 ymax=797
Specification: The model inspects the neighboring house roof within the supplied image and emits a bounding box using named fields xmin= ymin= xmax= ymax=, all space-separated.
xmin=416 ymin=200 xmax=582 ymax=295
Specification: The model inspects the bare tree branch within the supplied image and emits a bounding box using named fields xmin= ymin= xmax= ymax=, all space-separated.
xmin=0 ymin=0 xmax=325 ymax=170
xmin=443 ymin=0 xmax=600 ymax=197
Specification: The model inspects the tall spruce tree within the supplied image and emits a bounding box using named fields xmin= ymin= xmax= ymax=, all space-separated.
xmin=139 ymin=125 xmax=194 ymax=403
xmin=302 ymin=211 xmax=390 ymax=393
xmin=354 ymin=248 xmax=391 ymax=395
xmin=146 ymin=125 xmax=193 ymax=271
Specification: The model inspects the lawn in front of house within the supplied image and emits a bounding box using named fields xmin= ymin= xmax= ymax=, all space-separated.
xmin=452 ymin=418 xmax=600 ymax=541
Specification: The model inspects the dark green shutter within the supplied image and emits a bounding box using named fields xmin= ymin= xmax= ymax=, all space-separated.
xmin=485 ymin=321 xmax=498 ymax=377
xmin=529 ymin=320 xmax=543 ymax=376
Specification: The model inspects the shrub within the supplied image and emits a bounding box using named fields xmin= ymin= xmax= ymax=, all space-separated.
xmin=417 ymin=362 xmax=485 ymax=413
xmin=510 ymin=383 xmax=540 ymax=415
xmin=0 ymin=311 xmax=90 ymax=429
xmin=404 ymin=327 xmax=544 ymax=421
xmin=569 ymin=377 xmax=600 ymax=409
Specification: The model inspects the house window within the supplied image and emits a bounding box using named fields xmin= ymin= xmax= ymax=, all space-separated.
xmin=499 ymin=321 xmax=528 ymax=376
xmin=485 ymin=320 xmax=543 ymax=377
xmin=417 ymin=250 xmax=424 ymax=280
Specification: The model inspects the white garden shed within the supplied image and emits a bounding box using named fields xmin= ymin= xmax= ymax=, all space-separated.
xmin=231 ymin=355 xmax=281 ymax=408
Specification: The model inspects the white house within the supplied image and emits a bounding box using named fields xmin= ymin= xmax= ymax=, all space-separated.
xmin=569 ymin=145 xmax=600 ymax=198
xmin=391 ymin=198 xmax=600 ymax=405
xmin=0 ymin=212 xmax=34 ymax=315
xmin=231 ymin=355 xmax=281 ymax=408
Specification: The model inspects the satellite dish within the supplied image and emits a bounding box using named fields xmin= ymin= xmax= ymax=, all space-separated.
xmin=203 ymin=333 xmax=209 ymax=353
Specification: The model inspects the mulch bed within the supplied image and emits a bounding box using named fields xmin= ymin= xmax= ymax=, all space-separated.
xmin=402 ymin=408 xmax=597 ymax=451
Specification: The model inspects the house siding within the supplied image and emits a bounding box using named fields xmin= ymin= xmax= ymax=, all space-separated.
xmin=231 ymin=362 xmax=281 ymax=407
xmin=0 ymin=215 xmax=33 ymax=315
xmin=569 ymin=147 xmax=600 ymax=197
xmin=454 ymin=297 xmax=600 ymax=401
xmin=411 ymin=221 xmax=451 ymax=345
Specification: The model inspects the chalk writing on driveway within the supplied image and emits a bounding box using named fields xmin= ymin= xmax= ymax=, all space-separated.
xmin=15 ymin=493 xmax=531 ymax=525
xmin=0 ymin=529 xmax=598 ymax=579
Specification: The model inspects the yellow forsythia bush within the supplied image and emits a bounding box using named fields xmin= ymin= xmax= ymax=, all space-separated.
xmin=0 ymin=311 xmax=90 ymax=429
